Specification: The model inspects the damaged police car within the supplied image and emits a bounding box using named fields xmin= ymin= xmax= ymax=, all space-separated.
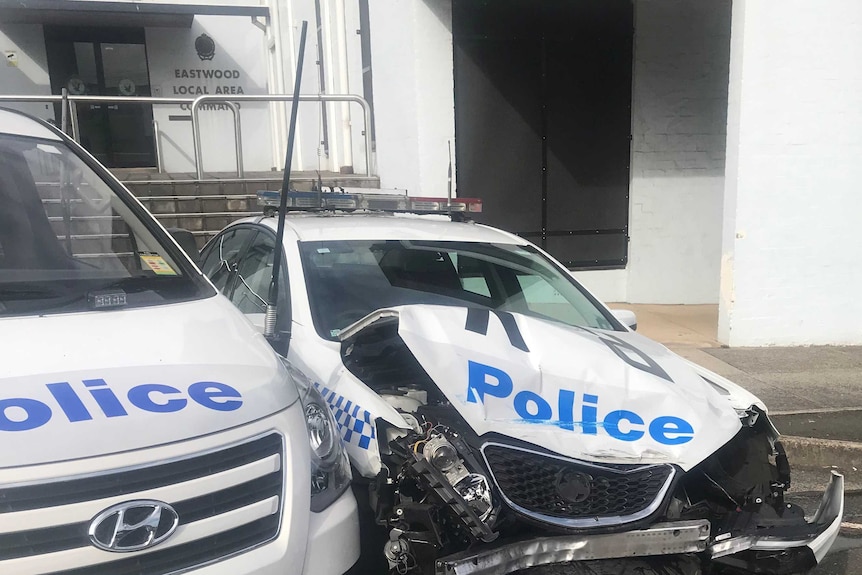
xmin=200 ymin=189 xmax=844 ymax=575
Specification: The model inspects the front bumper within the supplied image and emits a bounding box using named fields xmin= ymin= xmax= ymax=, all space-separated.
xmin=435 ymin=472 xmax=844 ymax=575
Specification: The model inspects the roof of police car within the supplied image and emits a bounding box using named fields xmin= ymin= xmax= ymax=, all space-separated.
xmin=241 ymin=212 xmax=527 ymax=244
xmin=0 ymin=108 xmax=63 ymax=140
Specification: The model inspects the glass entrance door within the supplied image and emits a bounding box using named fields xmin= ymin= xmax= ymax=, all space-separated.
xmin=45 ymin=27 xmax=155 ymax=168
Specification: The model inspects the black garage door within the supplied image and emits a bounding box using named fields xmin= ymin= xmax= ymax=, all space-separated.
xmin=453 ymin=0 xmax=633 ymax=268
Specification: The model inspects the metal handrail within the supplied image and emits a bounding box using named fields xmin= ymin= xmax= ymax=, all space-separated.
xmin=0 ymin=93 xmax=374 ymax=180
xmin=189 ymin=93 xmax=373 ymax=180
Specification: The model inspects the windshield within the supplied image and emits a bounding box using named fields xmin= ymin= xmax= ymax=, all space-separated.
xmin=0 ymin=131 xmax=212 ymax=316
xmin=299 ymin=239 xmax=617 ymax=340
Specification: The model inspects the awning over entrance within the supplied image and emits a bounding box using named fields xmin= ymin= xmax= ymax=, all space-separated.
xmin=0 ymin=0 xmax=268 ymax=28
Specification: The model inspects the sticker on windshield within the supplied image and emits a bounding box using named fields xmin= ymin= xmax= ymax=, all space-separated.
xmin=36 ymin=144 xmax=62 ymax=155
xmin=140 ymin=254 xmax=177 ymax=276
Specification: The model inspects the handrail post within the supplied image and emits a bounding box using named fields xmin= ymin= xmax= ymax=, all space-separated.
xmin=69 ymin=100 xmax=80 ymax=143
xmin=359 ymin=97 xmax=373 ymax=176
xmin=60 ymin=88 xmax=69 ymax=135
xmin=224 ymin=102 xmax=244 ymax=178
xmin=152 ymin=119 xmax=163 ymax=173
xmin=191 ymin=96 xmax=204 ymax=180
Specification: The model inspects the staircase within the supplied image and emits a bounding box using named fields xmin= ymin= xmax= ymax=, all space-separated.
xmin=113 ymin=170 xmax=382 ymax=249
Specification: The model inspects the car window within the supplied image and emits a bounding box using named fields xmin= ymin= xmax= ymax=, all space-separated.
xmin=199 ymin=227 xmax=255 ymax=293
xmin=0 ymin=131 xmax=212 ymax=316
xmin=231 ymin=232 xmax=276 ymax=314
xmin=299 ymin=239 xmax=616 ymax=340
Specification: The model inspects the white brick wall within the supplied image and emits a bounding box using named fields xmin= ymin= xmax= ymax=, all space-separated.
xmin=624 ymin=0 xmax=732 ymax=304
xmin=719 ymin=0 xmax=862 ymax=346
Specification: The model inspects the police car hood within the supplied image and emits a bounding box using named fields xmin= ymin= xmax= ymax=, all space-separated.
xmin=384 ymin=305 xmax=745 ymax=472
xmin=0 ymin=295 xmax=298 ymax=468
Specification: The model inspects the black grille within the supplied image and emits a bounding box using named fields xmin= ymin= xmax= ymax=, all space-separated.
xmin=0 ymin=433 xmax=283 ymax=566
xmin=483 ymin=444 xmax=673 ymax=522
xmin=0 ymin=433 xmax=282 ymax=513
xmin=51 ymin=515 xmax=280 ymax=575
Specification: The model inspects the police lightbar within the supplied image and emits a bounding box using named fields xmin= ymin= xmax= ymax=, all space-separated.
xmin=257 ymin=189 xmax=482 ymax=214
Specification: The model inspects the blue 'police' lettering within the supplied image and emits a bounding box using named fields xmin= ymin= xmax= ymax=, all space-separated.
xmin=84 ymin=379 xmax=128 ymax=418
xmin=582 ymin=394 xmax=599 ymax=435
xmin=188 ymin=382 xmax=243 ymax=412
xmin=466 ymin=360 xmax=694 ymax=445
xmin=0 ymin=398 xmax=52 ymax=432
xmin=649 ymin=416 xmax=695 ymax=445
xmin=558 ymin=389 xmax=576 ymax=431
xmin=46 ymin=382 xmax=92 ymax=422
xmin=128 ymin=384 xmax=188 ymax=413
xmin=514 ymin=390 xmax=552 ymax=421
xmin=0 ymin=380 xmax=244 ymax=431
xmin=603 ymin=410 xmax=645 ymax=442
xmin=467 ymin=361 xmax=513 ymax=404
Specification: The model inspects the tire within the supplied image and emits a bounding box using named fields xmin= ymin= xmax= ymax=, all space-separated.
xmin=519 ymin=555 xmax=703 ymax=575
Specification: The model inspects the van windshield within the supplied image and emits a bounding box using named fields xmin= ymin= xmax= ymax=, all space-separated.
xmin=299 ymin=239 xmax=617 ymax=340
xmin=0 ymin=131 xmax=212 ymax=316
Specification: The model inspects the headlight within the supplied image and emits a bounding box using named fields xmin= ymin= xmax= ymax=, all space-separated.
xmin=302 ymin=386 xmax=352 ymax=512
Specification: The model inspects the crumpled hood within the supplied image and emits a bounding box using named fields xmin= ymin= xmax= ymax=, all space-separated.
xmin=0 ymin=296 xmax=297 ymax=468
xmin=391 ymin=305 xmax=743 ymax=471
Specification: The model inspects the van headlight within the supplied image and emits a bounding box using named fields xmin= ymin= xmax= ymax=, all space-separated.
xmin=303 ymin=387 xmax=352 ymax=512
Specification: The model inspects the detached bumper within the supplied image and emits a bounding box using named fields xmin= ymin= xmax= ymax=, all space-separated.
xmin=709 ymin=471 xmax=844 ymax=573
xmin=436 ymin=472 xmax=844 ymax=575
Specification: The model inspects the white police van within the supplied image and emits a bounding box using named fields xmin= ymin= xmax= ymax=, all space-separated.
xmin=0 ymin=108 xmax=359 ymax=575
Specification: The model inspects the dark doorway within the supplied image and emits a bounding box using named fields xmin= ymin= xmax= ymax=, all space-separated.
xmin=44 ymin=26 xmax=155 ymax=168
xmin=453 ymin=0 xmax=633 ymax=268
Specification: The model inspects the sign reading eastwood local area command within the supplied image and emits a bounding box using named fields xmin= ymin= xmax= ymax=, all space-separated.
xmin=172 ymin=68 xmax=245 ymax=95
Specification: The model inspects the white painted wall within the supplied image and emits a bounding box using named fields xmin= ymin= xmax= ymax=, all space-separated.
xmin=719 ymin=0 xmax=862 ymax=346
xmin=625 ymin=0 xmax=732 ymax=304
xmin=572 ymin=269 xmax=628 ymax=304
xmin=147 ymin=15 xmax=272 ymax=173
xmin=368 ymin=0 xmax=455 ymax=195
xmin=0 ymin=23 xmax=54 ymax=121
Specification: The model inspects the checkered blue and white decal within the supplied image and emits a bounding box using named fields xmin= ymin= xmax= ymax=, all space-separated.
xmin=314 ymin=383 xmax=376 ymax=450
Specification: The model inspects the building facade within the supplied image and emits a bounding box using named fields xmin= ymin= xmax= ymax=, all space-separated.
xmin=2 ymin=0 xmax=860 ymax=346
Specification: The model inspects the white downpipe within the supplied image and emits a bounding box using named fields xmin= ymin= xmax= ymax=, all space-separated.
xmin=333 ymin=0 xmax=353 ymax=172
xmin=320 ymin=0 xmax=339 ymax=172
xmin=264 ymin=7 xmax=282 ymax=170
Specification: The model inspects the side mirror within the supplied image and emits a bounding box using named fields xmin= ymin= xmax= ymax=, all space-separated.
xmin=167 ymin=228 xmax=200 ymax=265
xmin=611 ymin=309 xmax=637 ymax=331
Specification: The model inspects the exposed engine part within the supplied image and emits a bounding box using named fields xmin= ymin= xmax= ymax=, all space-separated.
xmin=423 ymin=435 xmax=469 ymax=485
xmin=453 ymin=473 xmax=493 ymax=522
xmin=383 ymin=532 xmax=413 ymax=573
xmin=410 ymin=443 xmax=498 ymax=543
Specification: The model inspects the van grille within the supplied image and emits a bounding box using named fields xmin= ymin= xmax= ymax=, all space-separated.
xmin=0 ymin=433 xmax=283 ymax=574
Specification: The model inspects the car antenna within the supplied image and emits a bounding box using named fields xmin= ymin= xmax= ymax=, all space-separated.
xmin=265 ymin=20 xmax=308 ymax=346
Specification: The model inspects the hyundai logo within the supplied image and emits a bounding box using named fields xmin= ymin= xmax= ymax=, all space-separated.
xmin=88 ymin=500 xmax=179 ymax=552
